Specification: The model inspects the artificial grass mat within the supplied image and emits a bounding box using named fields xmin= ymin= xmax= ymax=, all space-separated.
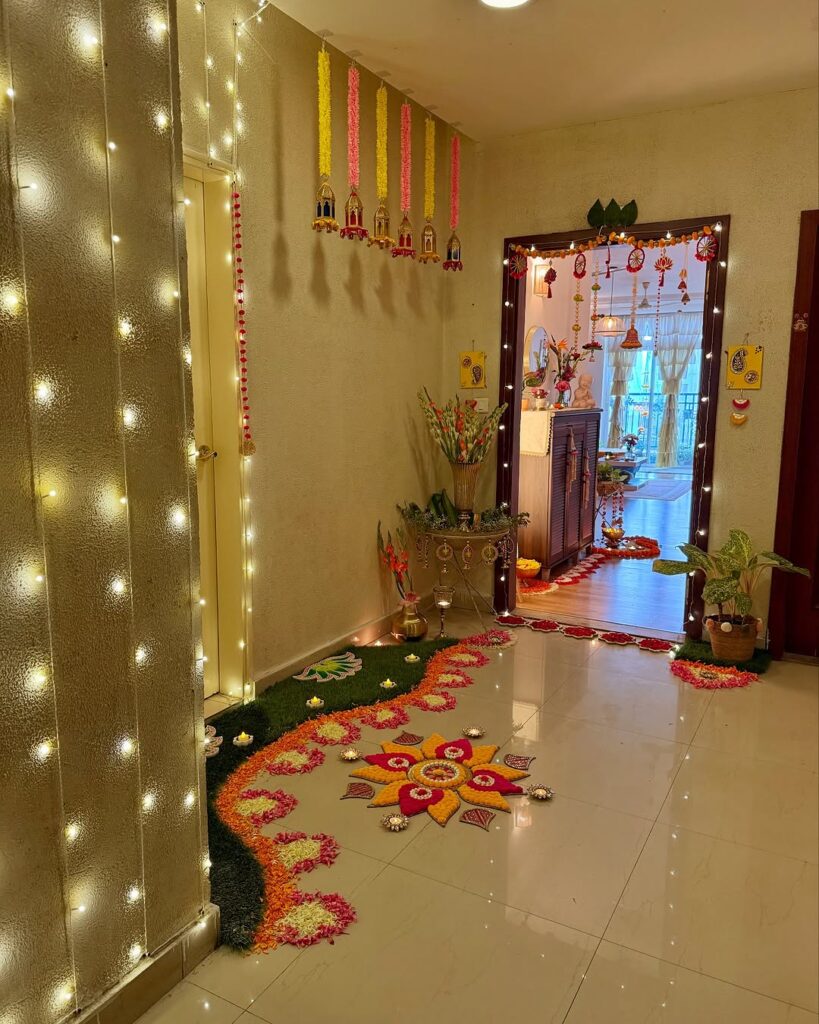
xmin=673 ymin=639 xmax=772 ymax=674
xmin=206 ymin=637 xmax=456 ymax=949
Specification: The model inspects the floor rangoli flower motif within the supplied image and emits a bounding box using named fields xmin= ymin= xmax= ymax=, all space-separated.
xmin=294 ymin=650 xmax=363 ymax=682
xmin=351 ymin=733 xmax=529 ymax=826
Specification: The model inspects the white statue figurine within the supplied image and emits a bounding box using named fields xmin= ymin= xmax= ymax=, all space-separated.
xmin=571 ymin=373 xmax=596 ymax=409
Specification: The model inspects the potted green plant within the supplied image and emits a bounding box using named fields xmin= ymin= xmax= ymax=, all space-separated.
xmin=652 ymin=529 xmax=809 ymax=660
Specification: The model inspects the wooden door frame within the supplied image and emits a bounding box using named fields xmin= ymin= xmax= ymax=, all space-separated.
xmin=493 ymin=215 xmax=731 ymax=637
xmin=769 ymin=209 xmax=819 ymax=658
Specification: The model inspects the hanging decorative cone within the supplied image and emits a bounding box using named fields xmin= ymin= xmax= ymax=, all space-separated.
xmin=312 ymin=179 xmax=339 ymax=233
xmin=417 ymin=220 xmax=441 ymax=264
xmin=368 ymin=202 xmax=395 ymax=249
xmin=621 ymin=325 xmax=642 ymax=350
xmin=391 ymin=213 xmax=416 ymax=258
xmin=443 ymin=231 xmax=463 ymax=271
xmin=543 ymin=264 xmax=557 ymax=298
xmin=340 ymin=189 xmax=368 ymax=240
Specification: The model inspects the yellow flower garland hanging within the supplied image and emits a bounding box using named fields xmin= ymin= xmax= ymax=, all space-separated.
xmin=369 ymin=82 xmax=395 ymax=249
xmin=417 ymin=116 xmax=441 ymax=264
xmin=312 ymin=45 xmax=338 ymax=232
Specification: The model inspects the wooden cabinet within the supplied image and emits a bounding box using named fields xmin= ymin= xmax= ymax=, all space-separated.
xmin=519 ymin=409 xmax=600 ymax=574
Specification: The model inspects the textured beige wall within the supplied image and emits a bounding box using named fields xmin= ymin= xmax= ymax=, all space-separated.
xmin=177 ymin=2 xmax=451 ymax=679
xmin=446 ymin=88 xmax=819 ymax=612
xmin=0 ymin=3 xmax=207 ymax=1022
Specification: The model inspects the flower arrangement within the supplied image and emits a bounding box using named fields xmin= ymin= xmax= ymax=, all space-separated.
xmin=418 ymin=389 xmax=506 ymax=464
xmin=377 ymin=522 xmax=415 ymax=602
xmin=622 ymin=429 xmax=643 ymax=454
xmin=547 ymin=336 xmax=585 ymax=407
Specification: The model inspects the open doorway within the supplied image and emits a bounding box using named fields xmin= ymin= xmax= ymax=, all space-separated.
xmin=183 ymin=161 xmax=253 ymax=715
xmin=494 ymin=218 xmax=730 ymax=639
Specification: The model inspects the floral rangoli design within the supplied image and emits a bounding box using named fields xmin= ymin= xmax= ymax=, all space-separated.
xmin=351 ymin=732 xmax=529 ymax=827
xmin=294 ymin=650 xmax=363 ymax=682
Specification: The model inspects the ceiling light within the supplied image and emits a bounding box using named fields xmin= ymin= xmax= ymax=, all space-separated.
xmin=480 ymin=0 xmax=530 ymax=7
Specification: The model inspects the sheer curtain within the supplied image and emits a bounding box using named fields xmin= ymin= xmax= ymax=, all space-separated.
xmin=655 ymin=312 xmax=701 ymax=466
xmin=606 ymin=340 xmax=638 ymax=447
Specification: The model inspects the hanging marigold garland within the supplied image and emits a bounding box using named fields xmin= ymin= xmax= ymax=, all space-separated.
xmin=392 ymin=101 xmax=416 ymax=258
xmin=513 ymin=224 xmax=718 ymax=261
xmin=232 ymin=190 xmax=255 ymax=454
xmin=340 ymin=64 xmax=367 ymax=241
xmin=369 ymin=82 xmax=395 ymax=249
xmin=311 ymin=46 xmax=338 ymax=232
xmin=443 ymin=133 xmax=463 ymax=271
xmin=418 ymin=116 xmax=441 ymax=263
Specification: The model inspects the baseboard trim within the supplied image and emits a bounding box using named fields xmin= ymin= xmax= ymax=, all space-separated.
xmin=74 ymin=904 xmax=219 ymax=1024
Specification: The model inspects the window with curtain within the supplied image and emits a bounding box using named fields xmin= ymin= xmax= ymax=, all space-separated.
xmin=602 ymin=312 xmax=702 ymax=466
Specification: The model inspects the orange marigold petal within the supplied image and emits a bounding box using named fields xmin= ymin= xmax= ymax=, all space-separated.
xmin=427 ymin=789 xmax=460 ymax=827
xmin=458 ymin=784 xmax=511 ymax=812
xmin=368 ymin=780 xmax=405 ymax=807
xmin=350 ymin=765 xmax=408 ymax=785
xmin=485 ymin=763 xmax=529 ymax=782
xmin=379 ymin=743 xmax=422 ymax=761
xmin=420 ymin=733 xmax=447 ymax=760
xmin=464 ymin=744 xmax=499 ymax=767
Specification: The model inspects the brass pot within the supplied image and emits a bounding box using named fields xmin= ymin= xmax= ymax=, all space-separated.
xmin=449 ymin=461 xmax=482 ymax=527
xmin=601 ymin=525 xmax=624 ymax=548
xmin=391 ymin=601 xmax=428 ymax=642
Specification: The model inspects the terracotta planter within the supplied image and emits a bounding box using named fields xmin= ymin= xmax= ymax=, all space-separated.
xmin=705 ymin=616 xmax=757 ymax=662
xmin=391 ymin=600 xmax=428 ymax=642
xmin=449 ymin=461 xmax=482 ymax=526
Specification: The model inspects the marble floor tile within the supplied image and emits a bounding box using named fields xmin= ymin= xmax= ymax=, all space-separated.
xmin=247 ymin=866 xmax=597 ymax=1024
xmin=543 ymin=665 xmax=712 ymax=743
xmin=133 ymin=982 xmax=242 ymax=1024
xmin=606 ymin=823 xmax=819 ymax=1010
xmin=658 ymin=745 xmax=819 ymax=863
xmin=692 ymin=671 xmax=819 ymax=772
xmin=500 ymin=711 xmax=688 ymax=818
xmin=586 ymin=640 xmax=680 ymax=681
xmin=394 ymin=792 xmax=651 ymax=936
xmin=565 ymin=940 xmax=814 ymax=1024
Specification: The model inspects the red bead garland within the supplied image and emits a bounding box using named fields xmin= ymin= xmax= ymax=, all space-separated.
xmin=232 ymin=191 xmax=255 ymax=455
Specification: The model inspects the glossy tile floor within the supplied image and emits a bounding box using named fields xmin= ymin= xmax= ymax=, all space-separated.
xmin=138 ymin=612 xmax=819 ymax=1024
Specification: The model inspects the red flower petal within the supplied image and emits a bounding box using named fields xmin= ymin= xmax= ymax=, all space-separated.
xmin=398 ymin=783 xmax=445 ymax=816
xmin=467 ymin=768 xmax=523 ymax=795
xmin=433 ymin=738 xmax=473 ymax=762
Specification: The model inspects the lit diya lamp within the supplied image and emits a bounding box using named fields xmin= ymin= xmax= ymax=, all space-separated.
xmin=306 ymin=696 xmax=325 ymax=710
xmin=379 ymin=678 xmax=398 ymax=690
xmin=339 ymin=747 xmax=363 ymax=762
xmin=381 ymin=812 xmax=409 ymax=832
xmin=232 ymin=731 xmax=253 ymax=748
xmin=403 ymin=653 xmax=420 ymax=664
xmin=463 ymin=726 xmax=485 ymax=739
xmin=527 ymin=783 xmax=554 ymax=801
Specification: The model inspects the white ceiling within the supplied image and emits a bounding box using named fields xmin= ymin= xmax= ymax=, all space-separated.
xmin=273 ymin=0 xmax=819 ymax=139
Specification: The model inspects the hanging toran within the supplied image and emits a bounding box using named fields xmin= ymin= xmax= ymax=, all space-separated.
xmin=369 ymin=83 xmax=394 ymax=249
xmin=340 ymin=64 xmax=367 ymax=240
xmin=583 ymin=258 xmax=603 ymax=361
xmin=542 ymin=259 xmax=557 ymax=298
xmin=233 ymin=189 xmax=255 ymax=455
xmin=311 ymin=45 xmax=338 ymax=232
xmin=621 ymin=245 xmax=645 ymax=350
xmin=417 ymin=116 xmax=441 ymax=263
xmin=653 ymin=250 xmax=674 ymax=356
xmin=443 ymin=133 xmax=463 ymax=271
xmin=391 ymin=101 xmax=416 ymax=257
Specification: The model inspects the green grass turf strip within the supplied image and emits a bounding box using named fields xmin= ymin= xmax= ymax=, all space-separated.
xmin=673 ymin=639 xmax=772 ymax=674
xmin=206 ymin=638 xmax=456 ymax=949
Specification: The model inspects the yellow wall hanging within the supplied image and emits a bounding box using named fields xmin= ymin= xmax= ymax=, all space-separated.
xmin=459 ymin=351 xmax=487 ymax=389
xmin=418 ymin=117 xmax=440 ymax=264
xmin=369 ymin=83 xmax=395 ymax=249
xmin=312 ymin=45 xmax=338 ymax=232
xmin=726 ymin=343 xmax=763 ymax=390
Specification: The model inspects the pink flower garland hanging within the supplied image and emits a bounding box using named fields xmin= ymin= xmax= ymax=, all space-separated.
xmin=443 ymin=133 xmax=463 ymax=271
xmin=392 ymin=101 xmax=416 ymax=257
xmin=340 ymin=64 xmax=368 ymax=241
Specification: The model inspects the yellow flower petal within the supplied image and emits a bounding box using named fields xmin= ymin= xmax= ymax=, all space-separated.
xmin=464 ymin=744 xmax=499 ymax=767
xmin=458 ymin=784 xmax=511 ymax=812
xmin=351 ymin=765 xmax=408 ymax=785
xmin=427 ymin=789 xmax=460 ymax=827
xmin=420 ymin=733 xmax=447 ymax=760
xmin=368 ymin=780 xmax=405 ymax=807
xmin=485 ymin=763 xmax=529 ymax=782
xmin=379 ymin=743 xmax=422 ymax=761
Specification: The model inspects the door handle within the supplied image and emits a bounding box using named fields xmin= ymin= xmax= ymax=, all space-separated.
xmin=196 ymin=444 xmax=218 ymax=461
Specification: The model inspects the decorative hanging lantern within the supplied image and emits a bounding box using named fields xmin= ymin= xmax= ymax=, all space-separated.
xmin=582 ymin=258 xmax=603 ymax=361
xmin=621 ymin=268 xmax=642 ymax=350
xmin=340 ymin=64 xmax=368 ymax=240
xmin=311 ymin=45 xmax=338 ymax=233
xmin=573 ymin=252 xmax=587 ymax=280
xmin=678 ymin=241 xmax=691 ymax=305
xmin=368 ymin=83 xmax=395 ymax=249
xmin=417 ymin=116 xmax=441 ymax=264
xmin=598 ymin=315 xmax=627 ymax=337
xmin=443 ymin=133 xmax=463 ymax=271
xmin=391 ymin=101 xmax=416 ymax=258
xmin=542 ymin=260 xmax=557 ymax=298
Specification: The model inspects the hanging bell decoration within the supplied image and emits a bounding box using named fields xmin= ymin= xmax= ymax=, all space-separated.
xmin=311 ymin=47 xmax=339 ymax=233
xmin=621 ymin=266 xmax=642 ymax=350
